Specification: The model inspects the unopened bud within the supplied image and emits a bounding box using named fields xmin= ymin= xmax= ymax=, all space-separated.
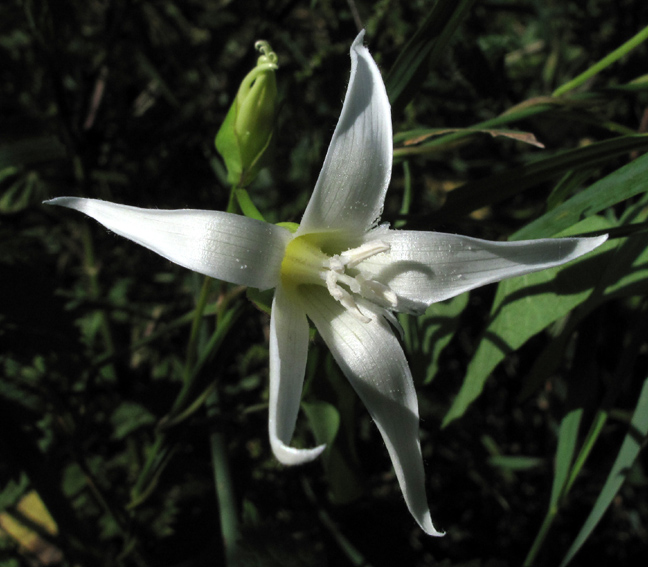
xmin=216 ymin=41 xmax=278 ymax=187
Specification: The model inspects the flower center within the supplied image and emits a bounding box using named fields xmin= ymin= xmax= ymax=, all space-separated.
xmin=280 ymin=234 xmax=397 ymax=322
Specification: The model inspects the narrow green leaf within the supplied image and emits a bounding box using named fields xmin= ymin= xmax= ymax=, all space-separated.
xmin=550 ymin=409 xmax=583 ymax=508
xmin=394 ymin=127 xmax=544 ymax=156
xmin=442 ymin=216 xmax=613 ymax=427
xmin=430 ymin=135 xmax=648 ymax=223
xmin=385 ymin=0 xmax=477 ymax=114
xmin=553 ymin=25 xmax=648 ymax=96
xmin=559 ymin=376 xmax=648 ymax=567
xmin=488 ymin=455 xmax=545 ymax=471
xmin=514 ymin=151 xmax=648 ymax=240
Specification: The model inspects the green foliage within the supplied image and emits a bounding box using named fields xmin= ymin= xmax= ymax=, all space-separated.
xmin=2 ymin=1 xmax=648 ymax=566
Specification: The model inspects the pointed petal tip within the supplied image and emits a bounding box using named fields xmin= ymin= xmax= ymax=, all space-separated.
xmin=351 ymin=29 xmax=366 ymax=49
xmin=44 ymin=196 xmax=94 ymax=214
xmin=421 ymin=515 xmax=446 ymax=537
xmin=44 ymin=196 xmax=76 ymax=207
xmin=586 ymin=233 xmax=608 ymax=249
xmin=566 ymin=232 xmax=609 ymax=259
xmin=270 ymin=438 xmax=326 ymax=466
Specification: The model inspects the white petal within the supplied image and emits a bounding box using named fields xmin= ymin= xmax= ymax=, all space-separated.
xmin=269 ymin=284 xmax=326 ymax=465
xmin=298 ymin=30 xmax=392 ymax=235
xmin=46 ymin=197 xmax=291 ymax=290
xmin=301 ymin=287 xmax=444 ymax=536
xmin=361 ymin=229 xmax=608 ymax=312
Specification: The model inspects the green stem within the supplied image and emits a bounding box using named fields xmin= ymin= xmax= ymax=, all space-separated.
xmin=81 ymin=222 xmax=116 ymax=368
xmin=173 ymin=276 xmax=213 ymax=412
xmin=553 ymin=25 xmax=648 ymax=97
xmin=208 ymin=390 xmax=240 ymax=565
xmin=524 ymin=506 xmax=558 ymax=567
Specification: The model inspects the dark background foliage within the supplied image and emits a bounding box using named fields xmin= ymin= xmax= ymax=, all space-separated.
xmin=2 ymin=1 xmax=648 ymax=566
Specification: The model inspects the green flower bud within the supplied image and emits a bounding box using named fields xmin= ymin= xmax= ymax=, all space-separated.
xmin=216 ymin=40 xmax=278 ymax=188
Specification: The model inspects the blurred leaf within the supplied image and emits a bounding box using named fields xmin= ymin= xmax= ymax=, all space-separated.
xmin=559 ymin=375 xmax=648 ymax=567
xmin=488 ymin=455 xmax=544 ymax=471
xmin=0 ymin=137 xmax=66 ymax=169
xmin=0 ymin=473 xmax=29 ymax=513
xmin=0 ymin=491 xmax=61 ymax=565
xmin=385 ymin=0 xmax=477 ymax=114
xmin=442 ymin=216 xmax=614 ymax=427
xmin=110 ymin=401 xmax=156 ymax=440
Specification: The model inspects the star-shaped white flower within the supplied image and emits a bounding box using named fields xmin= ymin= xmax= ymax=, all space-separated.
xmin=47 ymin=31 xmax=606 ymax=536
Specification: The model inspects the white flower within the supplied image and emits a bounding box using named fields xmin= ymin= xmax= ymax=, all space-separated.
xmin=46 ymin=31 xmax=607 ymax=536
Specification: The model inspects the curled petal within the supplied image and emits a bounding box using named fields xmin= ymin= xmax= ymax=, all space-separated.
xmin=269 ymin=284 xmax=326 ymax=465
xmin=362 ymin=229 xmax=608 ymax=312
xmin=46 ymin=197 xmax=291 ymax=290
xmin=298 ymin=30 xmax=392 ymax=235
xmin=302 ymin=287 xmax=444 ymax=536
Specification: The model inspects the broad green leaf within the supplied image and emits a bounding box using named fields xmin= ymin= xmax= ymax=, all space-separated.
xmin=402 ymin=293 xmax=469 ymax=385
xmin=302 ymin=400 xmax=340 ymax=448
xmin=514 ymin=151 xmax=648 ymax=240
xmin=385 ymin=0 xmax=477 ymax=114
xmin=430 ymin=135 xmax=648 ymax=223
xmin=303 ymin=400 xmax=363 ymax=504
xmin=559 ymin=376 xmax=648 ymax=567
xmin=520 ymin=212 xmax=648 ymax=400
xmin=442 ymin=216 xmax=614 ymax=427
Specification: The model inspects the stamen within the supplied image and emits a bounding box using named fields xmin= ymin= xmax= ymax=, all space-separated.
xmin=281 ymin=234 xmax=397 ymax=324
xmin=339 ymin=241 xmax=390 ymax=269
xmin=354 ymin=273 xmax=398 ymax=308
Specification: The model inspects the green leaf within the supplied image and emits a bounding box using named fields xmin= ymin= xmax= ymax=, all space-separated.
xmin=0 ymin=473 xmax=29 ymax=513
xmin=302 ymin=400 xmax=340 ymax=448
xmin=430 ymin=135 xmax=648 ymax=223
xmin=111 ymin=401 xmax=156 ymax=440
xmin=488 ymin=455 xmax=545 ymax=471
xmin=514 ymin=151 xmax=648 ymax=240
xmin=303 ymin=400 xmax=362 ymax=504
xmin=385 ymin=0 xmax=477 ymax=115
xmin=402 ymin=293 xmax=469 ymax=385
xmin=550 ymin=409 xmax=583 ymax=509
xmin=559 ymin=376 xmax=648 ymax=567
xmin=442 ymin=216 xmax=614 ymax=427
xmin=553 ymin=24 xmax=648 ymax=96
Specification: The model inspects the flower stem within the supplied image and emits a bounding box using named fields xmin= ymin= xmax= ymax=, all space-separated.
xmin=207 ymin=389 xmax=240 ymax=565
